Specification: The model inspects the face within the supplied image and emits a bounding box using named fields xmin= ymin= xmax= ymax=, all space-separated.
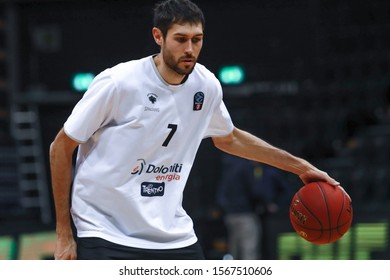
xmin=154 ymin=22 xmax=204 ymax=77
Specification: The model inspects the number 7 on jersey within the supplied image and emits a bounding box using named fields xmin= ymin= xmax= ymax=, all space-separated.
xmin=162 ymin=124 xmax=178 ymax=147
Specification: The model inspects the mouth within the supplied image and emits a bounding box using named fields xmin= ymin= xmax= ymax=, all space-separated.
xmin=180 ymin=58 xmax=195 ymax=67
xmin=183 ymin=60 xmax=194 ymax=65
xmin=180 ymin=56 xmax=195 ymax=62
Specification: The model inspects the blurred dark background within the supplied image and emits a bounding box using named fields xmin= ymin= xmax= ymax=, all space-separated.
xmin=0 ymin=0 xmax=390 ymax=259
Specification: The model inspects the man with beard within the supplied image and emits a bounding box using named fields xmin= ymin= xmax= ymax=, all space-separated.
xmin=50 ymin=0 xmax=339 ymax=260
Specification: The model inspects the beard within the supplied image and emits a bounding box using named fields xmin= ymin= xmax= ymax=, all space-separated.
xmin=162 ymin=48 xmax=197 ymax=76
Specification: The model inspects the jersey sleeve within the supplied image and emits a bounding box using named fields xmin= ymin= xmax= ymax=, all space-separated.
xmin=204 ymin=83 xmax=234 ymax=138
xmin=64 ymin=69 xmax=118 ymax=143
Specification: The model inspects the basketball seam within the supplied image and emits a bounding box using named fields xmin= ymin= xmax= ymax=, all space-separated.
xmin=337 ymin=189 xmax=345 ymax=236
xmin=336 ymin=191 xmax=352 ymax=234
xmin=295 ymin=191 xmax=324 ymax=242
xmin=316 ymin=182 xmax=332 ymax=244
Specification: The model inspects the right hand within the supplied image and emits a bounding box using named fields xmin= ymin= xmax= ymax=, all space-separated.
xmin=299 ymin=168 xmax=340 ymax=187
xmin=54 ymin=237 xmax=77 ymax=260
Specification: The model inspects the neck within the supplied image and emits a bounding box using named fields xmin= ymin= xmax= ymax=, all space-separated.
xmin=153 ymin=54 xmax=186 ymax=85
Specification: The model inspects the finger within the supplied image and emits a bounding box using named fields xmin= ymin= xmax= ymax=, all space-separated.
xmin=327 ymin=178 xmax=340 ymax=186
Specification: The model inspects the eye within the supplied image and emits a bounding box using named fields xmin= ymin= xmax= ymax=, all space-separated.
xmin=192 ymin=37 xmax=202 ymax=44
xmin=175 ymin=37 xmax=187 ymax=43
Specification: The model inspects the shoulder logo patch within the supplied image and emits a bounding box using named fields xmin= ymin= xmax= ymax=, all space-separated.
xmin=193 ymin=91 xmax=204 ymax=111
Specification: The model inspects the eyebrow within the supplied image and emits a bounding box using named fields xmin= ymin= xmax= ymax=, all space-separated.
xmin=172 ymin=33 xmax=204 ymax=37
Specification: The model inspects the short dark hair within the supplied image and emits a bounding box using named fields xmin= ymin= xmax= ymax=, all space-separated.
xmin=153 ymin=0 xmax=205 ymax=38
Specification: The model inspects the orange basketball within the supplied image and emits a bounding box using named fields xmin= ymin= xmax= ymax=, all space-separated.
xmin=289 ymin=181 xmax=353 ymax=244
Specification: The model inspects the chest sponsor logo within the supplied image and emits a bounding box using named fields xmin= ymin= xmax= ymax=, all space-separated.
xmin=131 ymin=159 xmax=182 ymax=182
xmin=193 ymin=91 xmax=204 ymax=111
xmin=141 ymin=182 xmax=165 ymax=197
xmin=131 ymin=159 xmax=146 ymax=175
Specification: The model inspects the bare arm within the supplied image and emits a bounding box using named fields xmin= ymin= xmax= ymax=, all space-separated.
xmin=49 ymin=128 xmax=80 ymax=260
xmin=212 ymin=127 xmax=339 ymax=186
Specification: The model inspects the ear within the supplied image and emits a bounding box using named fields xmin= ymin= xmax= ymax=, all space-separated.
xmin=152 ymin=27 xmax=163 ymax=46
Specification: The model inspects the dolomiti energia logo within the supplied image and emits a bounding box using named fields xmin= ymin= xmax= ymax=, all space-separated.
xmin=131 ymin=159 xmax=183 ymax=182
xmin=131 ymin=159 xmax=183 ymax=175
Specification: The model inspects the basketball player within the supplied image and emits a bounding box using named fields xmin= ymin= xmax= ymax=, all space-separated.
xmin=49 ymin=0 xmax=339 ymax=260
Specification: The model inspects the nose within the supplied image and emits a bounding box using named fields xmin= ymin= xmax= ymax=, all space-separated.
xmin=184 ymin=40 xmax=193 ymax=54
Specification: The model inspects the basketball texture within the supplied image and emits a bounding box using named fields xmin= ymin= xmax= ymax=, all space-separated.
xmin=289 ymin=181 xmax=353 ymax=244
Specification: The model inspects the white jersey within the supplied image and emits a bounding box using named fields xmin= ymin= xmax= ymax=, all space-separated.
xmin=64 ymin=55 xmax=234 ymax=249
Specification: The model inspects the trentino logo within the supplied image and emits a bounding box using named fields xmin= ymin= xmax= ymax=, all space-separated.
xmin=141 ymin=182 xmax=165 ymax=197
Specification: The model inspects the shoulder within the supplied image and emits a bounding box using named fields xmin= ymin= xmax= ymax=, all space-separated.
xmin=99 ymin=56 xmax=151 ymax=90
xmin=108 ymin=56 xmax=150 ymax=78
xmin=192 ymin=62 xmax=223 ymax=95
xmin=193 ymin=62 xmax=220 ymax=83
